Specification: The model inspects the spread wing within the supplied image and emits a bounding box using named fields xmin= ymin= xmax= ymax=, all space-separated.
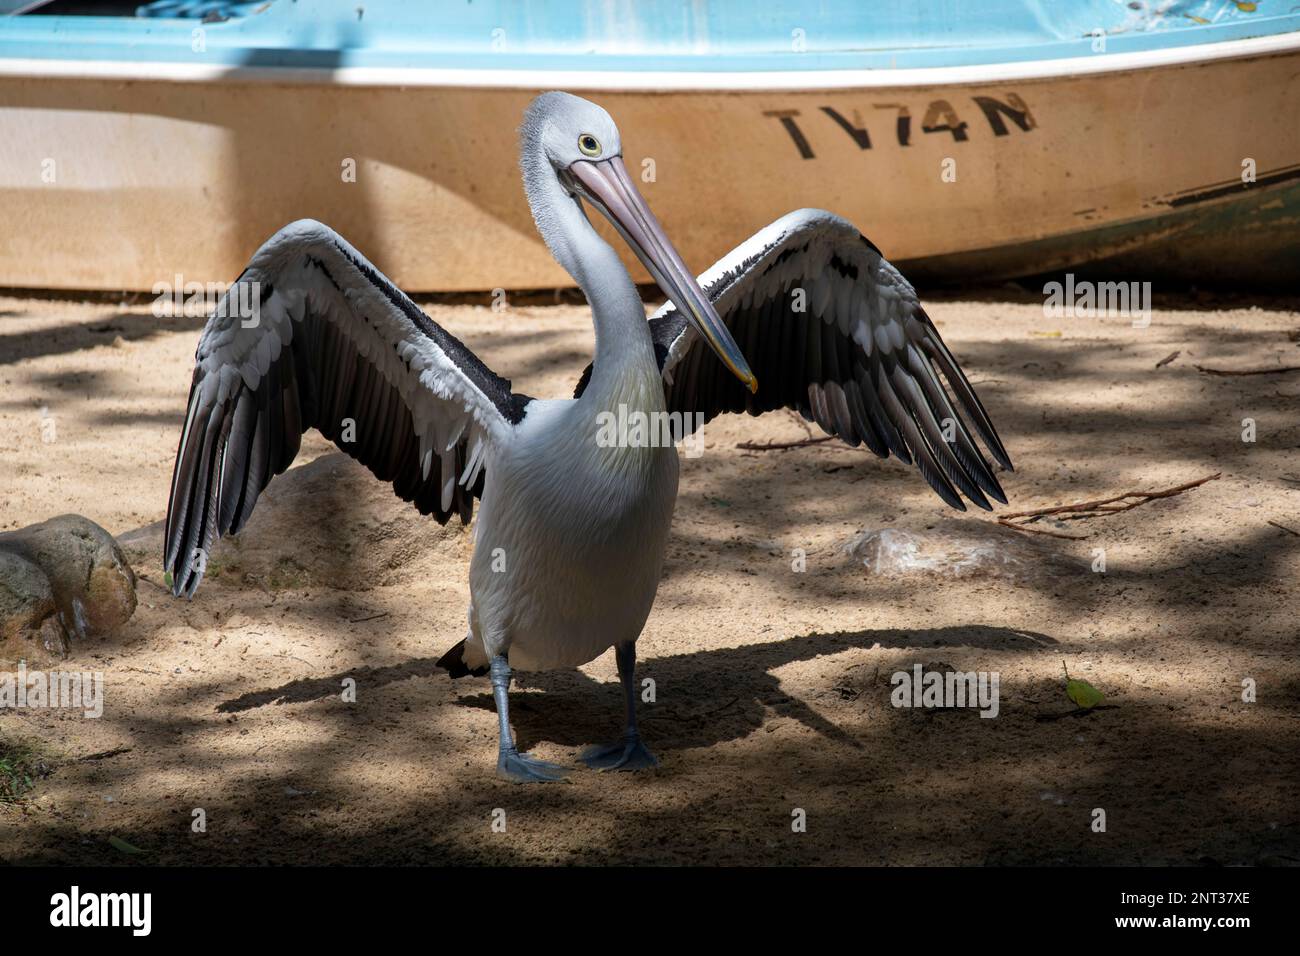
xmin=640 ymin=209 xmax=1012 ymax=510
xmin=164 ymin=219 xmax=531 ymax=597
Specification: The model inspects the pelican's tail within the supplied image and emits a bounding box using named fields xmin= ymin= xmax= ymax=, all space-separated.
xmin=436 ymin=638 xmax=490 ymax=679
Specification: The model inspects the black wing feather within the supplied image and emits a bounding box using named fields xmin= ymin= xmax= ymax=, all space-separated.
xmin=165 ymin=221 xmax=530 ymax=598
xmin=628 ymin=210 xmax=1013 ymax=512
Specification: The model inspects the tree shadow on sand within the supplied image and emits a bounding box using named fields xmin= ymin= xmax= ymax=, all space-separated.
xmin=213 ymin=624 xmax=1055 ymax=752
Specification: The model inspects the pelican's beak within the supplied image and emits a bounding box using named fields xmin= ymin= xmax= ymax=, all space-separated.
xmin=569 ymin=156 xmax=757 ymax=393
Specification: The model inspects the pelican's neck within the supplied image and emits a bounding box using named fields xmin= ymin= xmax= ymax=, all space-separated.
xmin=522 ymin=157 xmax=659 ymax=409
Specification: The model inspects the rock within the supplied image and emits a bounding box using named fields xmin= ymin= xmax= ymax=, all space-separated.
xmin=0 ymin=515 xmax=137 ymax=659
xmin=118 ymin=452 xmax=467 ymax=593
xmin=0 ymin=550 xmax=65 ymax=656
xmin=843 ymin=518 xmax=1086 ymax=582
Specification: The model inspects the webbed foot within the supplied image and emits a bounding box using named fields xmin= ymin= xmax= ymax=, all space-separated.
xmin=498 ymin=747 xmax=570 ymax=783
xmin=580 ymin=735 xmax=658 ymax=772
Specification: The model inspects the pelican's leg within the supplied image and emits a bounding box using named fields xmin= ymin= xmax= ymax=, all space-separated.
xmin=580 ymin=641 xmax=659 ymax=771
xmin=491 ymin=655 xmax=569 ymax=783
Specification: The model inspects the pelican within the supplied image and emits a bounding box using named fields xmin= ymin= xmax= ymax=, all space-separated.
xmin=164 ymin=91 xmax=1012 ymax=782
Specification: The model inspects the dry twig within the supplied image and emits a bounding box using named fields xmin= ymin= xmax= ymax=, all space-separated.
xmin=77 ymin=747 xmax=133 ymax=762
xmin=1155 ymin=351 xmax=1180 ymax=368
xmin=1195 ymin=364 xmax=1300 ymax=377
xmin=737 ymin=435 xmax=835 ymax=451
xmin=996 ymin=473 xmax=1222 ymax=539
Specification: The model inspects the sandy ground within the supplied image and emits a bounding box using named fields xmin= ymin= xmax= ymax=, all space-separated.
xmin=1 ymin=288 xmax=1298 ymax=866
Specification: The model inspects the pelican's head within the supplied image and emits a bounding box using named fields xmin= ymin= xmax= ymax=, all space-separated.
xmin=522 ymin=91 xmax=757 ymax=394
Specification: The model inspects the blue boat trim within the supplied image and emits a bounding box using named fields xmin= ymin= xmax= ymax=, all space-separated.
xmin=2 ymin=0 xmax=1299 ymax=73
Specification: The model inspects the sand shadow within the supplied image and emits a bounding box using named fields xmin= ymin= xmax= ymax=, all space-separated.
xmin=214 ymin=624 xmax=1056 ymax=752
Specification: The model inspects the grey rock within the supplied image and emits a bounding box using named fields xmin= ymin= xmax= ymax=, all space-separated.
xmin=0 ymin=514 xmax=137 ymax=659
xmin=0 ymin=549 xmax=65 ymax=656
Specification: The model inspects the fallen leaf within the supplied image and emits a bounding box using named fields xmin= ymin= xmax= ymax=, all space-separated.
xmin=1063 ymin=660 xmax=1105 ymax=709
xmin=1067 ymin=678 xmax=1105 ymax=709
xmin=108 ymin=835 xmax=146 ymax=855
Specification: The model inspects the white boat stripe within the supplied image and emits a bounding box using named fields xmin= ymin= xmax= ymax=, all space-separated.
xmin=0 ymin=30 xmax=1297 ymax=89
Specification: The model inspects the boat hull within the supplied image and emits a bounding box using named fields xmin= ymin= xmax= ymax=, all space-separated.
xmin=0 ymin=42 xmax=1297 ymax=290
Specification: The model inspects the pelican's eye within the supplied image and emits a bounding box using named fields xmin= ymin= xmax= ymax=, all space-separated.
xmin=578 ymin=133 xmax=602 ymax=157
